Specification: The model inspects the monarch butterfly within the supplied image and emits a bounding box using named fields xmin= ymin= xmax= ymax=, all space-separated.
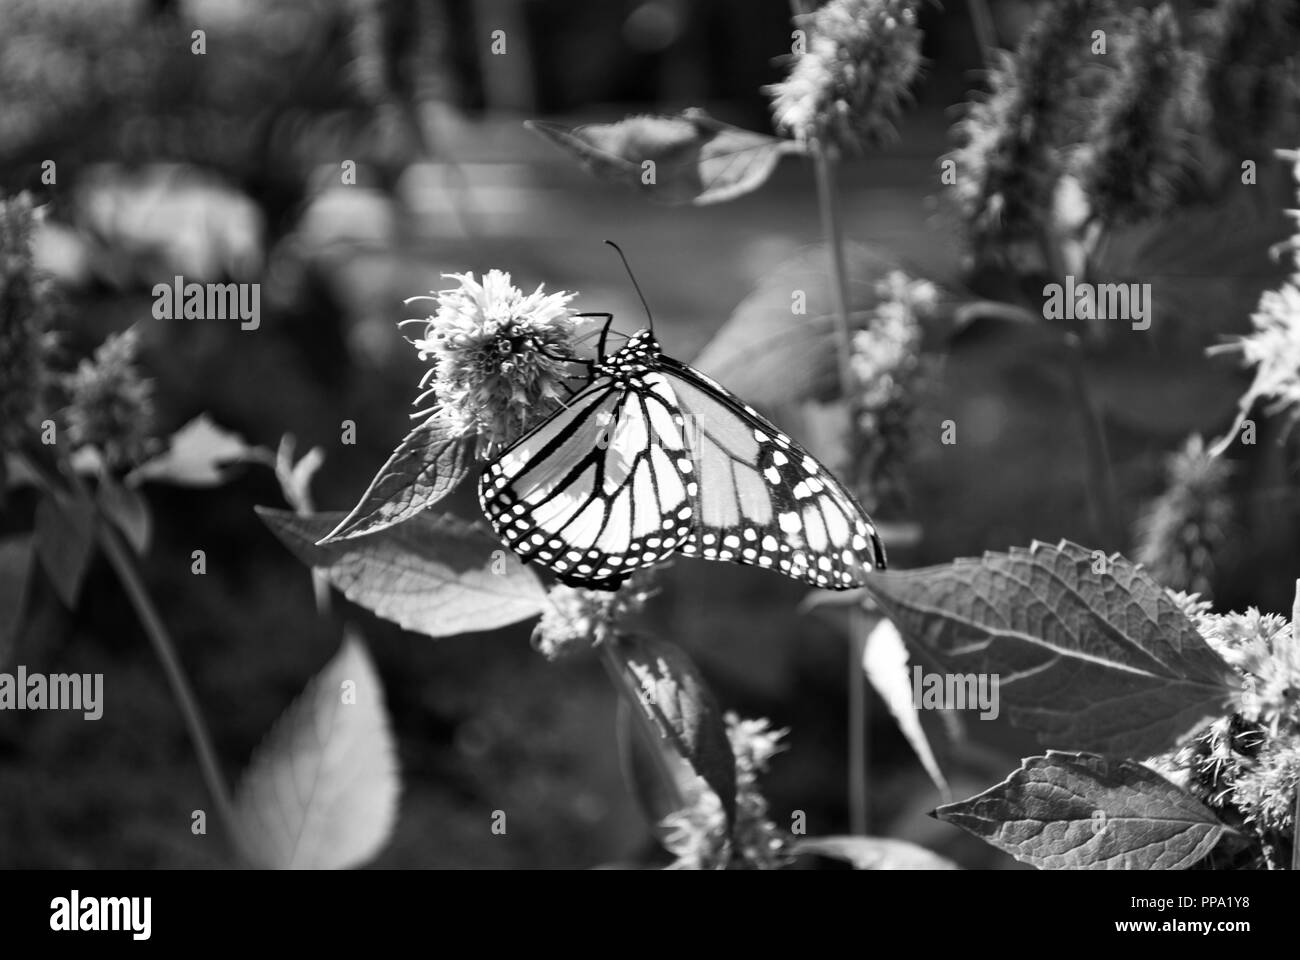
xmin=478 ymin=252 xmax=886 ymax=592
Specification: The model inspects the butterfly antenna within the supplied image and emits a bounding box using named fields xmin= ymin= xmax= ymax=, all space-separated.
xmin=604 ymin=240 xmax=654 ymax=334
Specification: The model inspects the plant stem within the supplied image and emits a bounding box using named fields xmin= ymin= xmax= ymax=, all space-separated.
xmin=813 ymin=146 xmax=858 ymax=400
xmin=965 ymin=0 xmax=998 ymax=66
xmin=1293 ymin=788 xmax=1300 ymax=870
xmin=96 ymin=517 xmax=241 ymax=851
xmin=1037 ymin=228 xmax=1120 ymax=546
xmin=812 ymin=141 xmax=872 ymax=834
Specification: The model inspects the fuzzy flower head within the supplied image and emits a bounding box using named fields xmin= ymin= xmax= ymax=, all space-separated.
xmin=62 ymin=327 xmax=155 ymax=470
xmin=767 ymin=0 xmax=923 ymax=157
xmin=661 ymin=774 xmax=729 ymax=870
xmin=0 ymin=192 xmax=57 ymax=453
xmin=1197 ymin=608 xmax=1300 ymax=725
xmin=1149 ymin=590 xmax=1300 ymax=864
xmin=531 ymin=574 xmax=652 ymax=661
xmin=405 ymin=270 xmax=577 ymax=451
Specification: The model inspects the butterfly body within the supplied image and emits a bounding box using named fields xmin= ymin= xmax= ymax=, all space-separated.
xmin=479 ymin=328 xmax=886 ymax=591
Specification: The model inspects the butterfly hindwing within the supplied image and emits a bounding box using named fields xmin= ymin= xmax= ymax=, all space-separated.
xmin=478 ymin=329 xmax=886 ymax=590
xmin=654 ymin=357 xmax=886 ymax=588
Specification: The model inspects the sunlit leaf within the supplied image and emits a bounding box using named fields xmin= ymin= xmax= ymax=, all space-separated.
xmin=321 ymin=412 xmax=473 ymax=543
xmin=233 ymin=633 xmax=399 ymax=869
xmin=862 ymin=618 xmax=949 ymax=797
xmin=258 ymin=508 xmax=547 ymax=637
xmin=935 ymin=752 xmax=1228 ymax=870
xmin=129 ymin=414 xmax=252 ymax=487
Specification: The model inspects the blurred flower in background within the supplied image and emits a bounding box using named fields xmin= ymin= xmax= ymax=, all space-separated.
xmin=767 ymin=0 xmax=923 ymax=156
xmin=848 ymin=269 xmax=934 ymax=514
xmin=946 ymin=0 xmax=1111 ymax=252
xmin=61 ymin=326 xmax=156 ymax=470
xmin=1076 ymin=4 xmax=1196 ymax=225
xmin=1134 ymin=435 xmax=1233 ymax=598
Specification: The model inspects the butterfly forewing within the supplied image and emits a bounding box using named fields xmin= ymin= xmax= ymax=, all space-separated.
xmin=479 ymin=372 xmax=697 ymax=589
xmin=478 ymin=329 xmax=886 ymax=590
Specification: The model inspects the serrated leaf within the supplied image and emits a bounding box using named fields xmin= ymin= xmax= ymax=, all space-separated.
xmin=934 ymin=752 xmax=1228 ymax=870
xmin=794 ymin=836 xmax=958 ymax=870
xmin=863 ymin=540 xmax=1236 ymax=757
xmin=321 ymin=412 xmax=473 ymax=543
xmin=34 ymin=492 xmax=95 ymax=607
xmin=527 ymin=108 xmax=801 ymax=206
xmin=97 ymin=474 xmax=151 ymax=554
xmin=863 ymin=618 xmax=949 ymax=797
xmin=129 ymin=414 xmax=251 ymax=487
xmin=610 ymin=633 xmax=737 ymax=830
xmin=0 ymin=533 xmax=35 ymax=666
xmin=692 ymin=242 xmax=907 ymax=407
xmin=258 ymin=508 xmax=547 ymax=637
xmin=233 ymin=633 xmax=399 ymax=869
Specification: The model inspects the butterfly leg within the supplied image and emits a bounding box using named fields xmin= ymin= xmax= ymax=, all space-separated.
xmin=574 ymin=312 xmax=615 ymax=360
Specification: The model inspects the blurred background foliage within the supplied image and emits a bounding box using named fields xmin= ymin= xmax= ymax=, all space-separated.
xmin=1 ymin=0 xmax=1298 ymax=868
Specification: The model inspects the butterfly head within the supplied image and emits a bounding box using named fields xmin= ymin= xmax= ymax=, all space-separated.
xmin=596 ymin=328 xmax=661 ymax=382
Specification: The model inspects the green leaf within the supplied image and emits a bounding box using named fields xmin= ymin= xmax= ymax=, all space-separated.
xmin=863 ymin=540 xmax=1236 ymax=757
xmin=793 ymin=836 xmax=959 ymax=870
xmin=257 ymin=508 xmax=547 ymax=637
xmin=233 ymin=633 xmax=399 ymax=869
xmin=34 ymin=492 xmax=95 ymax=607
xmin=691 ymin=242 xmax=907 ymax=407
xmin=934 ymin=752 xmax=1229 ymax=870
xmin=320 ymin=412 xmax=473 ymax=543
xmin=129 ymin=414 xmax=252 ymax=487
xmin=609 ymin=633 xmax=737 ymax=830
xmin=527 ymin=108 xmax=802 ymax=206
xmin=862 ymin=618 xmax=949 ymax=798
xmin=0 ymin=533 xmax=35 ymax=667
xmin=97 ymin=474 xmax=151 ymax=555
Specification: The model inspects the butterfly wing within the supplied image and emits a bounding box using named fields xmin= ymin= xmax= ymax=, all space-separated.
xmin=480 ymin=334 xmax=886 ymax=591
xmin=478 ymin=371 xmax=696 ymax=589
xmin=654 ymin=356 xmax=886 ymax=588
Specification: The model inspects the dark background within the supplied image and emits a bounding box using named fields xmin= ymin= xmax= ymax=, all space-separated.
xmin=0 ymin=0 xmax=1295 ymax=868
